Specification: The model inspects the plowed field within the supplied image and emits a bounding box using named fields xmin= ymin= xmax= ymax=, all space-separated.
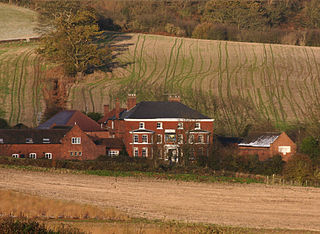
xmin=0 ymin=168 xmax=319 ymax=231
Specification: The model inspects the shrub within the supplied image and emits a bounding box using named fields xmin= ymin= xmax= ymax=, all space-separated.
xmin=283 ymin=153 xmax=314 ymax=183
xmin=192 ymin=23 xmax=228 ymax=40
xmin=300 ymin=136 xmax=320 ymax=165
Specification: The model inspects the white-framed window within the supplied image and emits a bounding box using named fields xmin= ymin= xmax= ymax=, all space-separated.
xmin=157 ymin=122 xmax=162 ymax=129
xmin=0 ymin=138 xmax=3 ymax=144
xmin=207 ymin=135 xmax=210 ymax=143
xmin=43 ymin=138 xmax=50 ymax=144
xmin=278 ymin=146 xmax=291 ymax=155
xmin=108 ymin=150 xmax=119 ymax=157
xmin=142 ymin=135 xmax=148 ymax=143
xmin=133 ymin=135 xmax=139 ymax=143
xmin=75 ymin=152 xmax=78 ymax=156
xmin=142 ymin=147 xmax=148 ymax=157
xmin=139 ymin=122 xmax=145 ymax=129
xmin=157 ymin=134 xmax=162 ymax=143
xmin=70 ymin=152 xmax=73 ymax=156
xmin=178 ymin=134 xmax=183 ymax=144
xmin=71 ymin=137 xmax=81 ymax=144
xmin=189 ymin=135 xmax=194 ymax=144
xmin=195 ymin=123 xmax=201 ymax=130
xmin=12 ymin=154 xmax=19 ymax=158
xmin=177 ymin=122 xmax=183 ymax=129
xmin=45 ymin=153 xmax=52 ymax=159
xmin=26 ymin=138 xmax=33 ymax=143
xmin=112 ymin=121 xmax=114 ymax=129
xmin=29 ymin=153 xmax=36 ymax=159
xmin=198 ymin=135 xmax=204 ymax=143
xmin=79 ymin=152 xmax=82 ymax=156
xmin=134 ymin=147 xmax=139 ymax=157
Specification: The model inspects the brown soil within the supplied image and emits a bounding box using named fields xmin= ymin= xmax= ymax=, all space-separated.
xmin=0 ymin=168 xmax=319 ymax=231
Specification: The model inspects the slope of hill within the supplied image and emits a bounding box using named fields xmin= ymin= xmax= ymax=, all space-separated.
xmin=1 ymin=32 xmax=320 ymax=133
xmin=70 ymin=33 xmax=320 ymax=134
xmin=0 ymin=3 xmax=39 ymax=41
xmin=0 ymin=42 xmax=45 ymax=126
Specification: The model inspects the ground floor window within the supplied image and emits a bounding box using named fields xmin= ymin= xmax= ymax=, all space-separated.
xmin=108 ymin=150 xmax=119 ymax=157
xmin=29 ymin=153 xmax=36 ymax=159
xmin=12 ymin=154 xmax=19 ymax=158
xmin=134 ymin=147 xmax=139 ymax=157
xmin=45 ymin=153 xmax=52 ymax=159
xmin=142 ymin=147 xmax=148 ymax=157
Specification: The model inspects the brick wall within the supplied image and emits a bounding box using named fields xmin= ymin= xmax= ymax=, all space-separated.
xmin=270 ymin=132 xmax=296 ymax=161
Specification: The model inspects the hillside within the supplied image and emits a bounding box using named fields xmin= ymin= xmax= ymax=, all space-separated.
xmin=69 ymin=33 xmax=320 ymax=134
xmin=2 ymin=33 xmax=320 ymax=134
xmin=0 ymin=3 xmax=39 ymax=41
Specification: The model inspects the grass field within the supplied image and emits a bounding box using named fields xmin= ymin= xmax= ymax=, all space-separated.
xmin=2 ymin=34 xmax=320 ymax=132
xmin=1 ymin=2 xmax=320 ymax=132
xmin=0 ymin=42 xmax=45 ymax=126
xmin=0 ymin=3 xmax=38 ymax=41
xmin=69 ymin=33 xmax=320 ymax=134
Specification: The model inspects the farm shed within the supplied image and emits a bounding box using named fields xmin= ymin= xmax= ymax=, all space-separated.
xmin=238 ymin=132 xmax=296 ymax=161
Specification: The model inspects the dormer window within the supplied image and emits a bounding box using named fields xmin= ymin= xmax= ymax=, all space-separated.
xmin=43 ymin=138 xmax=50 ymax=144
xmin=139 ymin=122 xmax=145 ymax=129
xmin=26 ymin=138 xmax=33 ymax=143
xmin=71 ymin=137 xmax=81 ymax=144
xmin=157 ymin=122 xmax=162 ymax=129
xmin=195 ymin=123 xmax=201 ymax=130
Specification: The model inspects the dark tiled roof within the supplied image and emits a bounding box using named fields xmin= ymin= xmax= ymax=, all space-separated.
xmin=91 ymin=137 xmax=124 ymax=149
xmin=122 ymin=101 xmax=211 ymax=119
xmin=98 ymin=108 xmax=126 ymax=123
xmin=239 ymin=133 xmax=281 ymax=148
xmin=0 ymin=129 xmax=70 ymax=144
xmin=130 ymin=129 xmax=155 ymax=133
xmin=216 ymin=135 xmax=242 ymax=147
xmin=38 ymin=110 xmax=102 ymax=132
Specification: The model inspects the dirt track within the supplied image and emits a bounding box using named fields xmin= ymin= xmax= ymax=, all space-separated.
xmin=0 ymin=168 xmax=320 ymax=231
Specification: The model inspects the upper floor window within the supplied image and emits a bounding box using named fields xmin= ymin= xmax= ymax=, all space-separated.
xmin=29 ymin=153 xmax=36 ymax=159
xmin=43 ymin=138 xmax=50 ymax=144
xmin=207 ymin=135 xmax=210 ymax=143
xmin=71 ymin=137 xmax=81 ymax=144
xmin=133 ymin=135 xmax=139 ymax=143
xmin=195 ymin=123 xmax=201 ymax=130
xmin=157 ymin=122 xmax=163 ymax=129
xmin=139 ymin=122 xmax=145 ymax=129
xmin=26 ymin=138 xmax=33 ymax=144
xmin=142 ymin=135 xmax=148 ymax=143
xmin=45 ymin=153 xmax=52 ymax=159
xmin=0 ymin=138 xmax=3 ymax=144
xmin=198 ymin=135 xmax=204 ymax=143
xmin=177 ymin=122 xmax=183 ymax=129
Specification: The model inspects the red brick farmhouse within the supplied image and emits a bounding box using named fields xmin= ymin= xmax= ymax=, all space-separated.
xmin=0 ymin=125 xmax=105 ymax=160
xmin=238 ymin=132 xmax=296 ymax=161
xmin=99 ymin=95 xmax=214 ymax=159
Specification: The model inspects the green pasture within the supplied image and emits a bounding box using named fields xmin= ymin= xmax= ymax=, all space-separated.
xmin=0 ymin=42 xmax=45 ymax=127
xmin=70 ymin=33 xmax=320 ymax=134
xmin=1 ymin=33 xmax=320 ymax=132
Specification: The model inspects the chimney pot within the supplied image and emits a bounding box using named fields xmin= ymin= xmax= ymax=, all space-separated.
xmin=168 ymin=95 xmax=180 ymax=102
xmin=104 ymin=104 xmax=109 ymax=116
xmin=115 ymin=99 xmax=120 ymax=119
xmin=127 ymin=93 xmax=137 ymax=110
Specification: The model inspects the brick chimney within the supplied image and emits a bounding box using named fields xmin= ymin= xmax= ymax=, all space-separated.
xmin=104 ymin=104 xmax=109 ymax=116
xmin=115 ymin=99 xmax=120 ymax=119
xmin=168 ymin=95 xmax=180 ymax=102
xmin=127 ymin=94 xmax=136 ymax=110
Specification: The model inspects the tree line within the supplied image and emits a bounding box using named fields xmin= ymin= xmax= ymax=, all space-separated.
xmin=4 ymin=0 xmax=320 ymax=46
